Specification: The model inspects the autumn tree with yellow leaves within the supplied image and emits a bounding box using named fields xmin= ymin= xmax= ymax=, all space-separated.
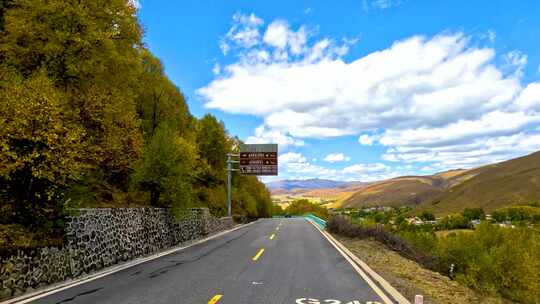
xmin=0 ymin=0 xmax=274 ymax=243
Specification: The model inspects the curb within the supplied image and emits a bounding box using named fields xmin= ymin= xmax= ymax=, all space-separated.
xmin=1 ymin=221 xmax=256 ymax=304
xmin=305 ymin=218 xmax=411 ymax=304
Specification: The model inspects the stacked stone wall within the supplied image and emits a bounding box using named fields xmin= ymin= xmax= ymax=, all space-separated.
xmin=0 ymin=208 xmax=233 ymax=299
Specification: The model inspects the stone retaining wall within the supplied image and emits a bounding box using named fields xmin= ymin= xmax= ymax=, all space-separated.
xmin=0 ymin=208 xmax=233 ymax=299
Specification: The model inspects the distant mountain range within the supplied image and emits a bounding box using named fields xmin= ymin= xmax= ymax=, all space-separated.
xmin=268 ymin=151 xmax=540 ymax=214
xmin=341 ymin=151 xmax=540 ymax=214
xmin=266 ymin=178 xmax=364 ymax=192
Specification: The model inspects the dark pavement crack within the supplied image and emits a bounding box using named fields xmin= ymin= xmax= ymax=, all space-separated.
xmin=147 ymin=230 xmax=249 ymax=279
xmin=55 ymin=287 xmax=104 ymax=303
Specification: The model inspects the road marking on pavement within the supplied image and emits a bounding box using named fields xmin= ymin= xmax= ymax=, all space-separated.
xmin=252 ymin=248 xmax=265 ymax=261
xmin=305 ymin=220 xmax=398 ymax=304
xmin=208 ymin=294 xmax=222 ymax=304
xmin=269 ymin=233 xmax=275 ymax=240
xmin=276 ymin=226 xmax=280 ymax=231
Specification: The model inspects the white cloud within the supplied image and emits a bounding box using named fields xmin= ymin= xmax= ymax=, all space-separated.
xmin=382 ymin=132 xmax=540 ymax=168
xmin=343 ymin=163 xmax=389 ymax=174
xmin=503 ymin=50 xmax=527 ymax=77
xmin=516 ymin=82 xmax=540 ymax=111
xmin=263 ymin=20 xmax=289 ymax=49
xmin=220 ymin=13 xmax=264 ymax=54
xmin=280 ymin=152 xmax=307 ymax=164
xmin=359 ymin=134 xmax=379 ymax=146
xmin=245 ymin=125 xmax=305 ymax=148
xmin=278 ymin=152 xmax=402 ymax=182
xmin=324 ymin=153 xmax=351 ymax=163
xmin=201 ymin=33 xmax=521 ymax=137
xmin=263 ymin=20 xmax=308 ymax=56
xmin=203 ymin=15 xmax=540 ymax=174
xmin=379 ymin=111 xmax=540 ymax=148
xmin=363 ymin=0 xmax=403 ymax=11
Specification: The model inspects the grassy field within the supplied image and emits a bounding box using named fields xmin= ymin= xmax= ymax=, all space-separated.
xmin=435 ymin=229 xmax=474 ymax=237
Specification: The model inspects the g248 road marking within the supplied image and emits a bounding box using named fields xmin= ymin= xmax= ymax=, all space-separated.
xmin=295 ymin=299 xmax=382 ymax=304
xmin=208 ymin=294 xmax=222 ymax=304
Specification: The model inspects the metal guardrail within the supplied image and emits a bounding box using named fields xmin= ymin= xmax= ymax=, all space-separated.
xmin=304 ymin=214 xmax=326 ymax=229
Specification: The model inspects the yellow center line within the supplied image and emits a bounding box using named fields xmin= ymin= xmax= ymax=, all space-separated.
xmin=269 ymin=233 xmax=275 ymax=240
xmin=252 ymin=248 xmax=265 ymax=261
xmin=276 ymin=226 xmax=280 ymax=231
xmin=208 ymin=294 xmax=222 ymax=304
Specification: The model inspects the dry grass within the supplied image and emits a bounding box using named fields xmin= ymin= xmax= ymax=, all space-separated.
xmin=334 ymin=235 xmax=508 ymax=304
xmin=434 ymin=229 xmax=474 ymax=237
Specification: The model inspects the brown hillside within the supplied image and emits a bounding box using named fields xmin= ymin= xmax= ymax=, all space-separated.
xmin=341 ymin=176 xmax=444 ymax=208
xmin=421 ymin=151 xmax=540 ymax=214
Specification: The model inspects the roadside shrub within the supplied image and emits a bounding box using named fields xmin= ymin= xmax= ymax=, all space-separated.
xmin=285 ymin=199 xmax=329 ymax=219
xmin=436 ymin=224 xmax=540 ymax=303
xmin=328 ymin=216 xmax=436 ymax=267
xmin=329 ymin=215 xmax=540 ymax=303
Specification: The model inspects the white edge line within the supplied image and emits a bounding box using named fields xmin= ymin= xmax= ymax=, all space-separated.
xmin=327 ymin=233 xmax=411 ymax=304
xmin=305 ymin=219 xmax=395 ymax=304
xmin=2 ymin=221 xmax=257 ymax=304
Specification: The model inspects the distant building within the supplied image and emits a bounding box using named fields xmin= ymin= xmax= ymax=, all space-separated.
xmin=470 ymin=219 xmax=481 ymax=226
xmin=407 ymin=217 xmax=424 ymax=225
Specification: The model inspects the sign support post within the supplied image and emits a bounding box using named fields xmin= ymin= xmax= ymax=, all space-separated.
xmin=226 ymin=144 xmax=277 ymax=218
xmin=226 ymin=153 xmax=239 ymax=217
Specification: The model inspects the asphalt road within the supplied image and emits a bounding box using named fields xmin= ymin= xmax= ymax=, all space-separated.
xmin=30 ymin=218 xmax=387 ymax=304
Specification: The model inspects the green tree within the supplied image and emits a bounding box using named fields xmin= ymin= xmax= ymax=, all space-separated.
xmin=492 ymin=210 xmax=507 ymax=222
xmin=0 ymin=68 xmax=84 ymax=227
xmin=136 ymin=50 xmax=193 ymax=140
xmin=462 ymin=208 xmax=485 ymax=221
xmin=285 ymin=199 xmax=329 ymax=219
xmin=133 ymin=125 xmax=197 ymax=213
xmin=196 ymin=115 xmax=229 ymax=174
xmin=1 ymin=0 xmax=144 ymax=188
xmin=419 ymin=211 xmax=436 ymax=221
xmin=439 ymin=214 xmax=470 ymax=229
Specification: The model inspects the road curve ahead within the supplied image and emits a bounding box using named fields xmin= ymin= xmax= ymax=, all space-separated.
xmin=29 ymin=218 xmax=390 ymax=304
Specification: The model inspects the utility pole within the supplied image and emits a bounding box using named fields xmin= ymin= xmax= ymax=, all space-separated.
xmin=226 ymin=153 xmax=239 ymax=217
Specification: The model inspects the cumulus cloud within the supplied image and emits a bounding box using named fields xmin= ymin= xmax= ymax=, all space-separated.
xmin=359 ymin=134 xmax=379 ymax=146
xmin=503 ymin=50 xmax=527 ymax=77
xmin=220 ymin=12 xmax=264 ymax=55
xmin=280 ymin=152 xmax=307 ymax=164
xmin=324 ymin=153 xmax=351 ymax=163
xmin=245 ymin=125 xmax=305 ymax=148
xmin=202 ymin=13 xmax=540 ymax=175
xmin=201 ymin=33 xmax=520 ymax=133
xmin=278 ymin=152 xmax=406 ymax=181
xmin=516 ymin=82 xmax=540 ymax=111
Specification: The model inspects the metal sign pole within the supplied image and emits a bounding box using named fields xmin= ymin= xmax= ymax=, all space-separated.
xmin=227 ymin=153 xmax=232 ymax=217
xmin=226 ymin=153 xmax=239 ymax=217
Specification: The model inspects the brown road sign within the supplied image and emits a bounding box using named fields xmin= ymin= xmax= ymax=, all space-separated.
xmin=240 ymin=144 xmax=278 ymax=175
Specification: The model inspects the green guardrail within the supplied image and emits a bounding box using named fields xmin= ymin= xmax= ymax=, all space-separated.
xmin=304 ymin=214 xmax=326 ymax=229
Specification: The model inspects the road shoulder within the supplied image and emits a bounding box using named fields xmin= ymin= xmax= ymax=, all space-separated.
xmin=333 ymin=235 xmax=507 ymax=304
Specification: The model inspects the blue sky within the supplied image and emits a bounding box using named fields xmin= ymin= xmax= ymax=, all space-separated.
xmin=137 ymin=0 xmax=540 ymax=182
